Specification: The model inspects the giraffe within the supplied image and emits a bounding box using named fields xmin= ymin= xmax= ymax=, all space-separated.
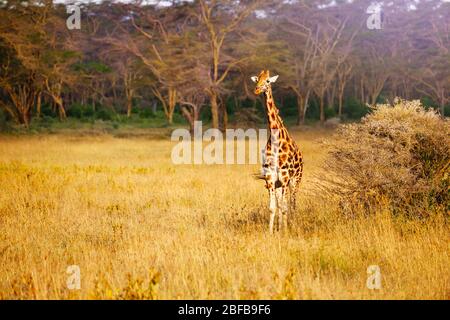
xmin=251 ymin=70 xmax=304 ymax=233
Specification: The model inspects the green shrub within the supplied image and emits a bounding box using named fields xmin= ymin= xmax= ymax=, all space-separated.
xmin=345 ymin=97 xmax=369 ymax=119
xmin=139 ymin=107 xmax=155 ymax=119
xmin=83 ymin=105 xmax=95 ymax=118
xmin=67 ymin=104 xmax=83 ymax=118
xmin=68 ymin=103 xmax=116 ymax=120
xmin=305 ymin=99 xmax=320 ymax=120
xmin=95 ymin=108 xmax=115 ymax=121
xmin=323 ymin=98 xmax=450 ymax=218
xmin=325 ymin=106 xmax=337 ymax=119
xmin=31 ymin=116 xmax=55 ymax=129
xmin=279 ymin=96 xmax=297 ymax=118
xmin=41 ymin=103 xmax=55 ymax=117
xmin=67 ymin=103 xmax=95 ymax=119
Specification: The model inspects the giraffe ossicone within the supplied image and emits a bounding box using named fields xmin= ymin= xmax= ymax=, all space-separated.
xmin=252 ymin=70 xmax=304 ymax=234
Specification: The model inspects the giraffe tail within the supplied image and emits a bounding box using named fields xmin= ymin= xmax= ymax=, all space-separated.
xmin=252 ymin=173 xmax=266 ymax=180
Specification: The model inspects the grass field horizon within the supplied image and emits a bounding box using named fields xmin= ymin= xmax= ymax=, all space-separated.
xmin=0 ymin=125 xmax=448 ymax=299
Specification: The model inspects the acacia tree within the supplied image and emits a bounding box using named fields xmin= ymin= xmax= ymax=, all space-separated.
xmin=311 ymin=16 xmax=354 ymax=123
xmin=0 ymin=1 xmax=43 ymax=125
xmin=275 ymin=2 xmax=321 ymax=125
xmin=1 ymin=0 xmax=449 ymax=127
xmin=0 ymin=48 xmax=37 ymax=126
xmin=196 ymin=0 xmax=264 ymax=129
xmin=275 ymin=0 xmax=358 ymax=124
xmin=406 ymin=0 xmax=450 ymax=115
xmin=178 ymin=66 xmax=208 ymax=133
xmin=105 ymin=1 xmax=205 ymax=124
xmin=98 ymin=33 xmax=144 ymax=117
xmin=0 ymin=1 xmax=82 ymax=122
xmin=1 ymin=2 xmax=52 ymax=123
xmin=336 ymin=61 xmax=353 ymax=118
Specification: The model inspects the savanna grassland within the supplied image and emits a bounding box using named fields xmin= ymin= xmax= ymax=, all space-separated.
xmin=0 ymin=127 xmax=448 ymax=300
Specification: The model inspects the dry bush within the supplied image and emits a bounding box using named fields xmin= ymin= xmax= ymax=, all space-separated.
xmin=323 ymin=99 xmax=450 ymax=217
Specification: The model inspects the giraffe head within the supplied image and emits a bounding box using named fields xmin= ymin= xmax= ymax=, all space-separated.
xmin=251 ymin=70 xmax=279 ymax=95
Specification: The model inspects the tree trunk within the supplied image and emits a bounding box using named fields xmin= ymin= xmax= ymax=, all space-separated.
xmin=36 ymin=92 xmax=42 ymax=118
xmin=439 ymin=96 xmax=446 ymax=117
xmin=210 ymin=90 xmax=219 ymax=129
xmin=360 ymin=79 xmax=365 ymax=104
xmin=20 ymin=109 xmax=30 ymax=128
xmin=181 ymin=106 xmax=193 ymax=133
xmin=296 ymin=94 xmax=304 ymax=125
xmin=338 ymin=92 xmax=344 ymax=119
xmin=127 ymin=96 xmax=132 ymax=118
xmin=319 ymin=97 xmax=325 ymax=124
xmin=56 ymin=99 xmax=66 ymax=121
xmin=181 ymin=105 xmax=200 ymax=134
xmin=6 ymin=85 xmax=35 ymax=127
xmin=370 ymin=93 xmax=378 ymax=106
xmin=167 ymin=87 xmax=177 ymax=125
xmin=220 ymin=102 xmax=227 ymax=131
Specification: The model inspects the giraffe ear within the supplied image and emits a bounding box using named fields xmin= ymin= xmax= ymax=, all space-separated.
xmin=251 ymin=76 xmax=258 ymax=83
xmin=268 ymin=75 xmax=279 ymax=83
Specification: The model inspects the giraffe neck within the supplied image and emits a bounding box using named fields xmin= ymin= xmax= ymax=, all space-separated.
xmin=264 ymin=87 xmax=284 ymax=130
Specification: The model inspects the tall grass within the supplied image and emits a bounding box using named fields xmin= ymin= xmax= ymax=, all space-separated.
xmin=0 ymin=126 xmax=448 ymax=299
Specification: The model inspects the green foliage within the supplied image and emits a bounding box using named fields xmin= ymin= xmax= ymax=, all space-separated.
xmin=305 ymin=99 xmax=320 ymax=120
xmin=420 ymin=97 xmax=450 ymax=116
xmin=138 ymin=107 xmax=156 ymax=119
xmin=200 ymin=106 xmax=212 ymax=122
xmin=420 ymin=96 xmax=437 ymax=109
xmin=344 ymin=98 xmax=369 ymax=119
xmin=72 ymin=61 xmax=112 ymax=74
xmin=95 ymin=107 xmax=116 ymax=121
xmin=42 ymin=50 xmax=81 ymax=65
xmin=67 ymin=103 xmax=95 ymax=118
xmin=325 ymin=107 xmax=337 ymax=119
xmin=40 ymin=103 xmax=56 ymax=117
xmin=279 ymin=96 xmax=297 ymax=118
xmin=29 ymin=116 xmax=56 ymax=130
xmin=225 ymin=97 xmax=237 ymax=115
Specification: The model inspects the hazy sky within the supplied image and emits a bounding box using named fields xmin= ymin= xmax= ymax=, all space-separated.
xmin=53 ymin=0 xmax=450 ymax=7
xmin=54 ymin=0 xmax=180 ymax=5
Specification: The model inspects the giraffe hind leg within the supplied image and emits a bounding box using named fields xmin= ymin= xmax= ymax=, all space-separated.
xmin=282 ymin=190 xmax=288 ymax=233
xmin=268 ymin=189 xmax=276 ymax=234
xmin=290 ymin=180 xmax=300 ymax=212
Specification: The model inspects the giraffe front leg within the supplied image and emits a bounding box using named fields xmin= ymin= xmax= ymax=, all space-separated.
xmin=291 ymin=185 xmax=297 ymax=212
xmin=282 ymin=191 xmax=288 ymax=232
xmin=268 ymin=189 xmax=276 ymax=234
xmin=275 ymin=187 xmax=287 ymax=231
xmin=275 ymin=188 xmax=283 ymax=231
xmin=276 ymin=187 xmax=289 ymax=233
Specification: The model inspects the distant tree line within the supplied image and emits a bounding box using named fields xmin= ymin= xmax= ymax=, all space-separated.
xmin=0 ymin=0 xmax=449 ymax=129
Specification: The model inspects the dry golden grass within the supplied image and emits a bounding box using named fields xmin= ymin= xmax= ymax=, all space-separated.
xmin=0 ymin=127 xmax=448 ymax=299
